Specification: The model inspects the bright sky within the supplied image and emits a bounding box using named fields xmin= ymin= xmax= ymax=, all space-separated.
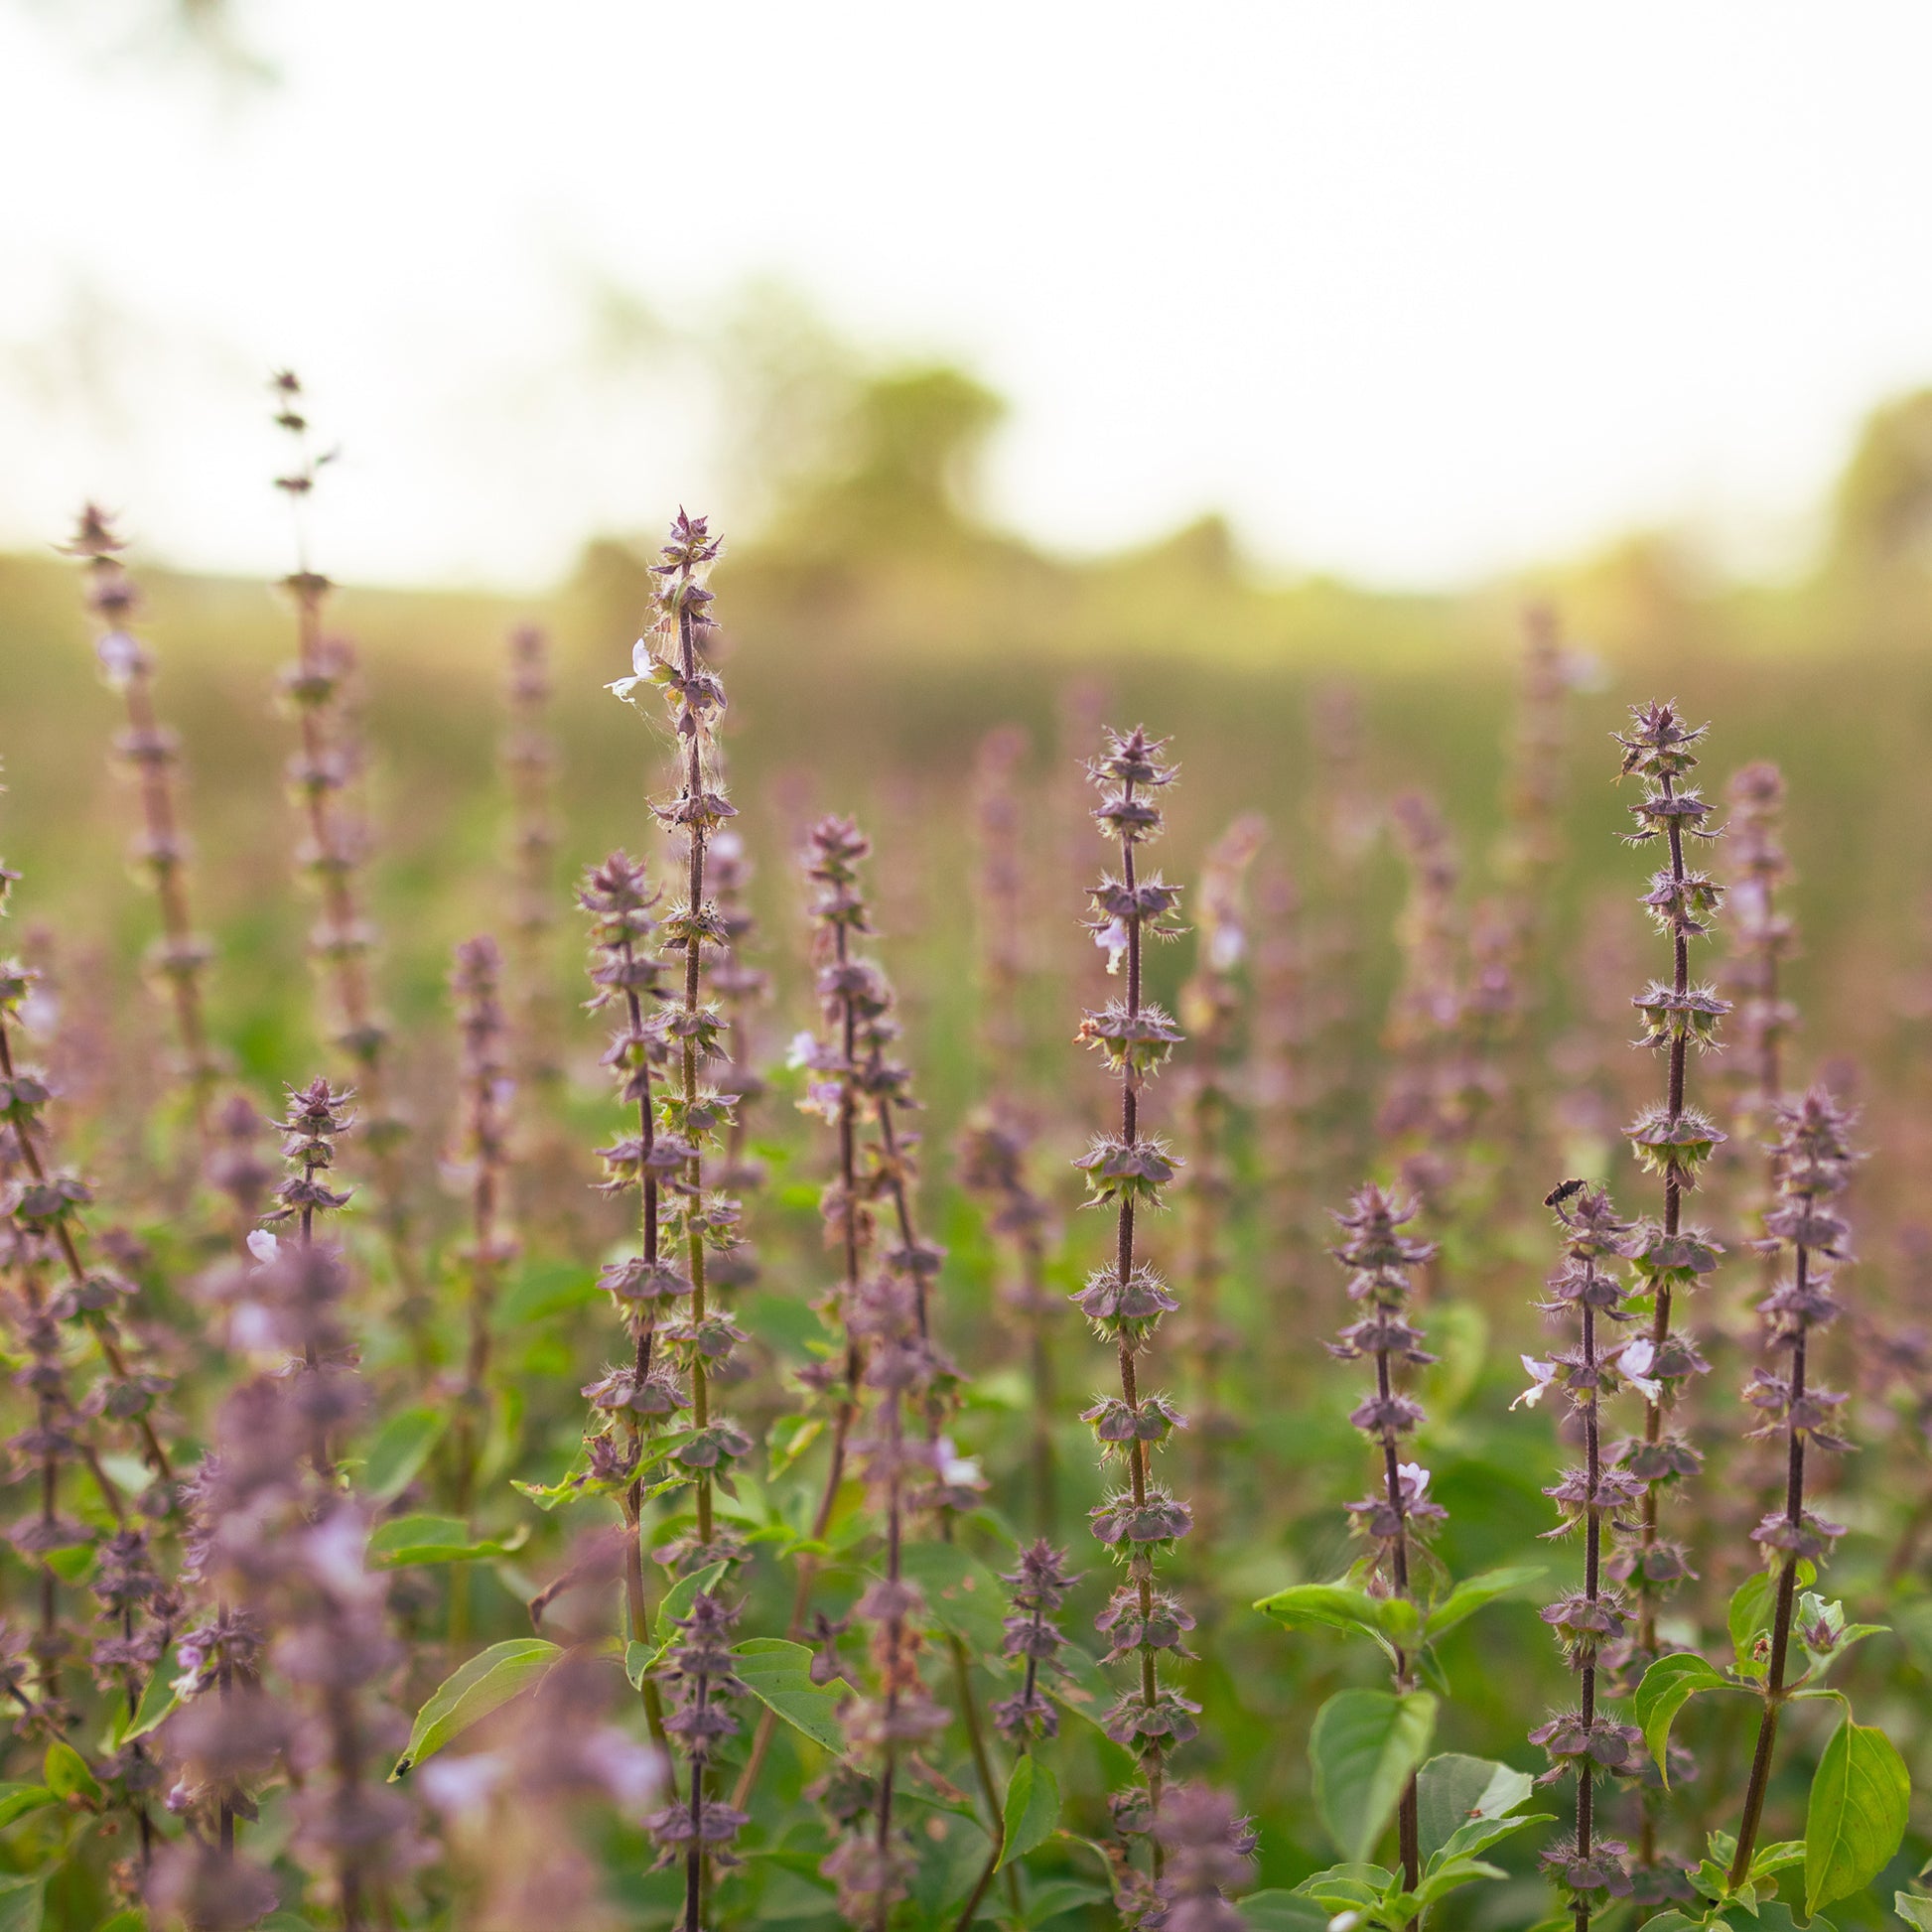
xmin=4 ymin=0 xmax=1932 ymax=591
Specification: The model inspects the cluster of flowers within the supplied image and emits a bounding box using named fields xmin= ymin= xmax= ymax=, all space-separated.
xmin=1611 ymin=700 xmax=1729 ymax=1715
xmin=161 ymin=1080 xmax=423 ymax=1932
xmin=1520 ymin=1183 xmax=1650 ymax=1918
xmin=1327 ymin=1183 xmax=1444 ymax=1890
xmin=1072 ymin=725 xmax=1199 ymax=1870
xmin=62 ymin=503 xmax=221 ymax=1141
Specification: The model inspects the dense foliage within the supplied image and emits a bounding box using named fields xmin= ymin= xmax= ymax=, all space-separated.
xmin=0 ymin=382 xmax=1928 ymax=1931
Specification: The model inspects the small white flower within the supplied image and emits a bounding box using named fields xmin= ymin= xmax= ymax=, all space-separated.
xmin=1094 ymin=917 xmax=1129 ymax=975
xmin=798 ymin=1079 xmax=844 ymax=1125
xmin=1619 ymin=1337 xmax=1664 ymax=1404
xmin=785 ymin=1030 xmax=820 ymax=1070
xmin=1397 ymin=1461 xmax=1431 ymax=1498
xmin=605 ymin=638 xmax=652 ymax=705
xmin=936 ymin=1436 xmax=985 ymax=1490
xmin=246 ymin=1229 xmax=279 ymax=1267
xmin=1208 ymin=924 xmax=1245 ymax=972
xmin=1328 ymin=1914 xmax=1363 ymax=1932
xmin=1511 ymin=1356 xmax=1558 ymax=1411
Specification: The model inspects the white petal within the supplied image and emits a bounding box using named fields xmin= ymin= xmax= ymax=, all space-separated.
xmin=246 ymin=1229 xmax=279 ymax=1266
xmin=632 ymin=637 xmax=651 ymax=678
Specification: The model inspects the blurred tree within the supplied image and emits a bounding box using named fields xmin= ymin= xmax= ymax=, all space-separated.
xmin=761 ymin=363 xmax=1009 ymax=563
xmin=1827 ymin=388 xmax=1932 ymax=574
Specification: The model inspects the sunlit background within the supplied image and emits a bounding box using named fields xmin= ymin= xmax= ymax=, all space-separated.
xmin=11 ymin=0 xmax=1932 ymax=589
xmin=9 ymin=13 xmax=1932 ymax=1927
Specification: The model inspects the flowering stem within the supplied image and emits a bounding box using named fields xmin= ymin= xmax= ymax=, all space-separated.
xmin=1634 ymin=773 xmax=1692 ymax=1653
xmin=1727 ymin=1267 xmax=1805 ymax=1889
xmin=1725 ymin=1089 xmax=1853 ymax=1889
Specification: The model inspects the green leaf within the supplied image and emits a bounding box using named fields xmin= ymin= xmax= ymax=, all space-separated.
xmin=1292 ymin=1863 xmax=1397 ymax=1912
xmin=1729 ymin=1564 xmax=1814 ymax=1672
xmin=366 ymin=1513 xmax=528 ymax=1568
xmin=1804 ymin=1717 xmax=1909 ymax=1913
xmin=1238 ymin=1890 xmax=1333 ymax=1932
xmin=623 ymin=1642 xmax=653 ymax=1692
xmin=766 ymin=1415 xmax=824 ymax=1480
xmin=0 ymin=1785 xmax=54 ymax=1830
xmin=731 ymin=1638 xmax=845 ymax=1755
xmin=1421 ymin=1566 xmax=1547 ymax=1642
xmin=0 ymin=1874 xmax=42 ymax=1932
xmin=1635 ymin=1652 xmax=1731 ymax=1782
xmin=111 ymin=1650 xmax=180 ymax=1749
xmin=1436 ymin=1811 xmax=1551 ymax=1867
xmin=1414 ymin=1856 xmax=1509 ymax=1907
xmin=1415 ymin=1752 xmax=1534 ymax=1863
xmin=45 ymin=1545 xmax=95 ymax=1585
xmin=1254 ymin=1582 xmax=1389 ymax=1639
xmin=390 ymin=1637 xmax=561 ymax=1779
xmin=495 ymin=1257 xmax=597 ymax=1326
xmin=509 ymin=1465 xmax=589 ymax=1511
xmin=897 ymin=1542 xmax=1008 ymax=1655
xmin=362 ymin=1406 xmax=448 ymax=1502
xmin=1749 ymin=1839 xmax=1806 ymax=1880
xmin=995 ymin=1755 xmax=1061 ymax=1872
xmin=92 ymin=1911 xmax=148 ymax=1932
xmin=1019 ymin=1879 xmax=1109 ymax=1925
xmin=1895 ymin=1892 xmax=1932 ymax=1931
xmin=1311 ymin=1688 xmax=1439 ymax=1864
xmin=44 ymin=1738 xmax=100 ymax=1805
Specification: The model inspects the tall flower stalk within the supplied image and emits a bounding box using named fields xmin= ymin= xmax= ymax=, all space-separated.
xmin=787 ymin=815 xmax=878 ymax=1567
xmin=839 ymin=870 xmax=1008 ymax=1866
xmin=608 ymin=511 xmax=753 ymax=1929
xmin=823 ymin=1271 xmax=948 ymax=1931
xmin=0 ymin=913 xmax=176 ymax=1500
xmin=623 ymin=509 xmax=752 ymax=1567
xmin=648 ymin=1588 xmax=750 ymax=1932
xmin=1522 ymin=1182 xmax=1648 ymax=1925
xmin=1328 ymin=1183 xmax=1445 ymax=1892
xmin=734 ymin=815 xmax=879 ymax=1816
xmin=268 ymin=372 xmax=420 ymax=1338
xmin=1726 ymin=1091 xmax=1858 ymax=1887
xmin=64 ymin=504 xmax=220 ymax=1154
xmin=1613 ymin=704 xmax=1727 ymax=1650
xmin=578 ymin=848 xmax=683 ymax=1750
xmin=1073 ymin=724 xmax=1194 ymax=1860
xmin=1612 ymin=700 xmax=1728 ymax=1889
